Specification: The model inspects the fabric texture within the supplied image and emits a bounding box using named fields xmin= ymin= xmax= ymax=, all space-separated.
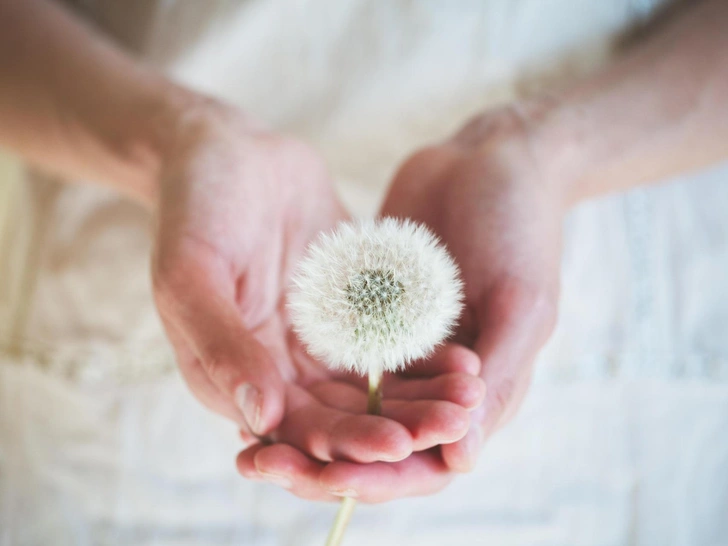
xmin=1 ymin=0 xmax=727 ymax=544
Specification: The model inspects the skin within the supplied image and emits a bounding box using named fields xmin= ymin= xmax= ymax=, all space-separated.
xmin=1 ymin=0 xmax=727 ymax=505
xmin=237 ymin=106 xmax=563 ymax=502
xmin=238 ymin=0 xmax=728 ymax=502
xmin=0 ymin=0 xmax=485 ymax=482
xmin=152 ymin=104 xmax=485 ymax=468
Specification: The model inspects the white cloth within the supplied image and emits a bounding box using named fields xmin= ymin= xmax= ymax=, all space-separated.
xmin=1 ymin=0 xmax=727 ymax=544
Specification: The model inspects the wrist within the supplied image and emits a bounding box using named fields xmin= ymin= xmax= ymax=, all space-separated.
xmin=445 ymin=99 xmax=578 ymax=217
xmin=59 ymin=75 xmax=201 ymax=209
xmin=517 ymin=96 xmax=594 ymax=211
xmin=150 ymin=90 xmax=267 ymax=211
xmin=111 ymin=81 xmax=203 ymax=208
xmin=478 ymin=97 xmax=583 ymax=215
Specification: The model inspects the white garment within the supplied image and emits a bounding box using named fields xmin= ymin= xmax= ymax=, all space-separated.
xmin=1 ymin=1 xmax=727 ymax=545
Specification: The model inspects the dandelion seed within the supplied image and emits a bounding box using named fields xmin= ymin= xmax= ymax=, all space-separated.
xmin=288 ymin=218 xmax=464 ymax=377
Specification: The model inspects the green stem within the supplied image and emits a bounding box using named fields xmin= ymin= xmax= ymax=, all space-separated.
xmin=324 ymin=365 xmax=383 ymax=546
xmin=324 ymin=497 xmax=357 ymax=546
xmin=367 ymin=365 xmax=383 ymax=416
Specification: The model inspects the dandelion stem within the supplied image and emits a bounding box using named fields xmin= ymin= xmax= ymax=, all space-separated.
xmin=367 ymin=365 xmax=383 ymax=416
xmin=324 ymin=497 xmax=357 ymax=546
xmin=324 ymin=365 xmax=383 ymax=546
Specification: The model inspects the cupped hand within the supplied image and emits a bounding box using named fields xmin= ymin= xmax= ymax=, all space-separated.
xmin=236 ymin=104 xmax=564 ymax=502
xmin=151 ymin=100 xmax=485 ymax=475
xmin=237 ymin=342 xmax=485 ymax=501
xmin=381 ymin=104 xmax=563 ymax=458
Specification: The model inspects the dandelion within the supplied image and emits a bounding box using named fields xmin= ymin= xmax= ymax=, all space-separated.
xmin=289 ymin=218 xmax=463 ymax=376
xmin=288 ymin=218 xmax=464 ymax=546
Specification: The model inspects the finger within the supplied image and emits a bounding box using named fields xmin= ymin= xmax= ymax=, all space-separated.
xmin=474 ymin=278 xmax=557 ymax=440
xmin=306 ymin=382 xmax=471 ymax=451
xmin=439 ymin=280 xmax=556 ymax=474
xmin=255 ymin=444 xmax=337 ymax=502
xmin=400 ymin=342 xmax=481 ymax=377
xmin=239 ymin=426 xmax=260 ymax=446
xmin=273 ymin=386 xmax=413 ymax=464
xmin=384 ymin=401 xmax=470 ymax=451
xmin=319 ymin=450 xmax=453 ymax=504
xmin=382 ymin=373 xmax=486 ymax=409
xmin=440 ymin=422 xmax=484 ymax=473
xmin=379 ymin=144 xmax=462 ymax=220
xmin=163 ymin=319 xmax=251 ymax=427
xmin=329 ymin=343 xmax=481 ymax=397
xmin=236 ymin=443 xmax=269 ymax=481
xmin=310 ymin=371 xmax=485 ymax=410
xmin=153 ymin=243 xmax=285 ymax=435
xmin=332 ymin=343 xmax=480 ymax=391
xmin=237 ymin=443 xmax=337 ymax=502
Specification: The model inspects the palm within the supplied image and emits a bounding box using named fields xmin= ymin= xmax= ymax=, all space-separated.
xmin=238 ymin=110 xmax=564 ymax=503
xmin=152 ymin=109 xmax=485 ymax=490
xmin=273 ymin=109 xmax=566 ymax=504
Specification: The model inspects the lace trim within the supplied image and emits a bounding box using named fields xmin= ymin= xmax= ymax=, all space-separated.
xmin=0 ymin=334 xmax=176 ymax=385
xmin=2 ymin=185 xmax=725 ymax=385
xmin=2 ymin=333 xmax=727 ymax=388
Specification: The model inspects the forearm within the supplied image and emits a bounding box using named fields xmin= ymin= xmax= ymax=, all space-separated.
xmin=0 ymin=0 xmax=196 ymax=206
xmin=532 ymin=0 xmax=728 ymax=206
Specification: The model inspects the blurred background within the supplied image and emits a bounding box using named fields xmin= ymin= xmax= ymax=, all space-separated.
xmin=1 ymin=1 xmax=727 ymax=545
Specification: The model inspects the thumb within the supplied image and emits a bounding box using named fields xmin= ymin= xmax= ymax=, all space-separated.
xmin=154 ymin=251 xmax=285 ymax=436
xmin=441 ymin=278 xmax=556 ymax=472
xmin=475 ymin=278 xmax=557 ymax=439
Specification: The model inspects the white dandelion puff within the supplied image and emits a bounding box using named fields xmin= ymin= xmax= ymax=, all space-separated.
xmin=290 ymin=218 xmax=464 ymax=546
xmin=288 ymin=217 xmax=464 ymax=376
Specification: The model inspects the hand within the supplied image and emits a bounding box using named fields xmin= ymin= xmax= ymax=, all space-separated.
xmin=379 ymin=104 xmax=562 ymax=465
xmin=236 ymin=342 xmax=485 ymax=501
xmin=237 ymin=104 xmax=562 ymax=502
xmin=151 ymin=100 xmax=485 ymax=484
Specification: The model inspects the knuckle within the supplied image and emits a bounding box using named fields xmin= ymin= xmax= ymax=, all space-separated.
xmin=304 ymin=430 xmax=331 ymax=462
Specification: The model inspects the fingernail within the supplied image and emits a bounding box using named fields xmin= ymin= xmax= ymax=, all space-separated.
xmin=259 ymin=472 xmax=293 ymax=489
xmin=328 ymin=488 xmax=358 ymax=498
xmin=380 ymin=447 xmax=410 ymax=463
xmin=235 ymin=383 xmax=262 ymax=435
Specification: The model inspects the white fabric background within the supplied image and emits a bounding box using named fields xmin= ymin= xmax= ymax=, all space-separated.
xmin=1 ymin=1 xmax=727 ymax=544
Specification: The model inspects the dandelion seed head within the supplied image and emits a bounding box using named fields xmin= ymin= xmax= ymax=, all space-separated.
xmin=288 ymin=218 xmax=464 ymax=375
